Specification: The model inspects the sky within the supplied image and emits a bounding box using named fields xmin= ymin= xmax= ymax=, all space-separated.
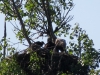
xmin=70 ymin=0 xmax=100 ymax=50
xmin=0 ymin=0 xmax=100 ymax=51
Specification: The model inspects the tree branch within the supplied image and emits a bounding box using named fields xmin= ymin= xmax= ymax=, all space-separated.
xmin=41 ymin=0 xmax=56 ymax=42
xmin=54 ymin=3 xmax=74 ymax=33
xmin=11 ymin=0 xmax=31 ymax=45
xmin=3 ymin=16 xmax=7 ymax=58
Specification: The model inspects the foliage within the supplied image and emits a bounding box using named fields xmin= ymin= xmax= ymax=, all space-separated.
xmin=0 ymin=56 xmax=27 ymax=75
xmin=69 ymin=24 xmax=100 ymax=69
xmin=0 ymin=0 xmax=100 ymax=75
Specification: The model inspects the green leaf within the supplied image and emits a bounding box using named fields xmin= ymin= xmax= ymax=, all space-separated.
xmin=68 ymin=49 xmax=73 ymax=55
xmin=70 ymin=35 xmax=74 ymax=39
